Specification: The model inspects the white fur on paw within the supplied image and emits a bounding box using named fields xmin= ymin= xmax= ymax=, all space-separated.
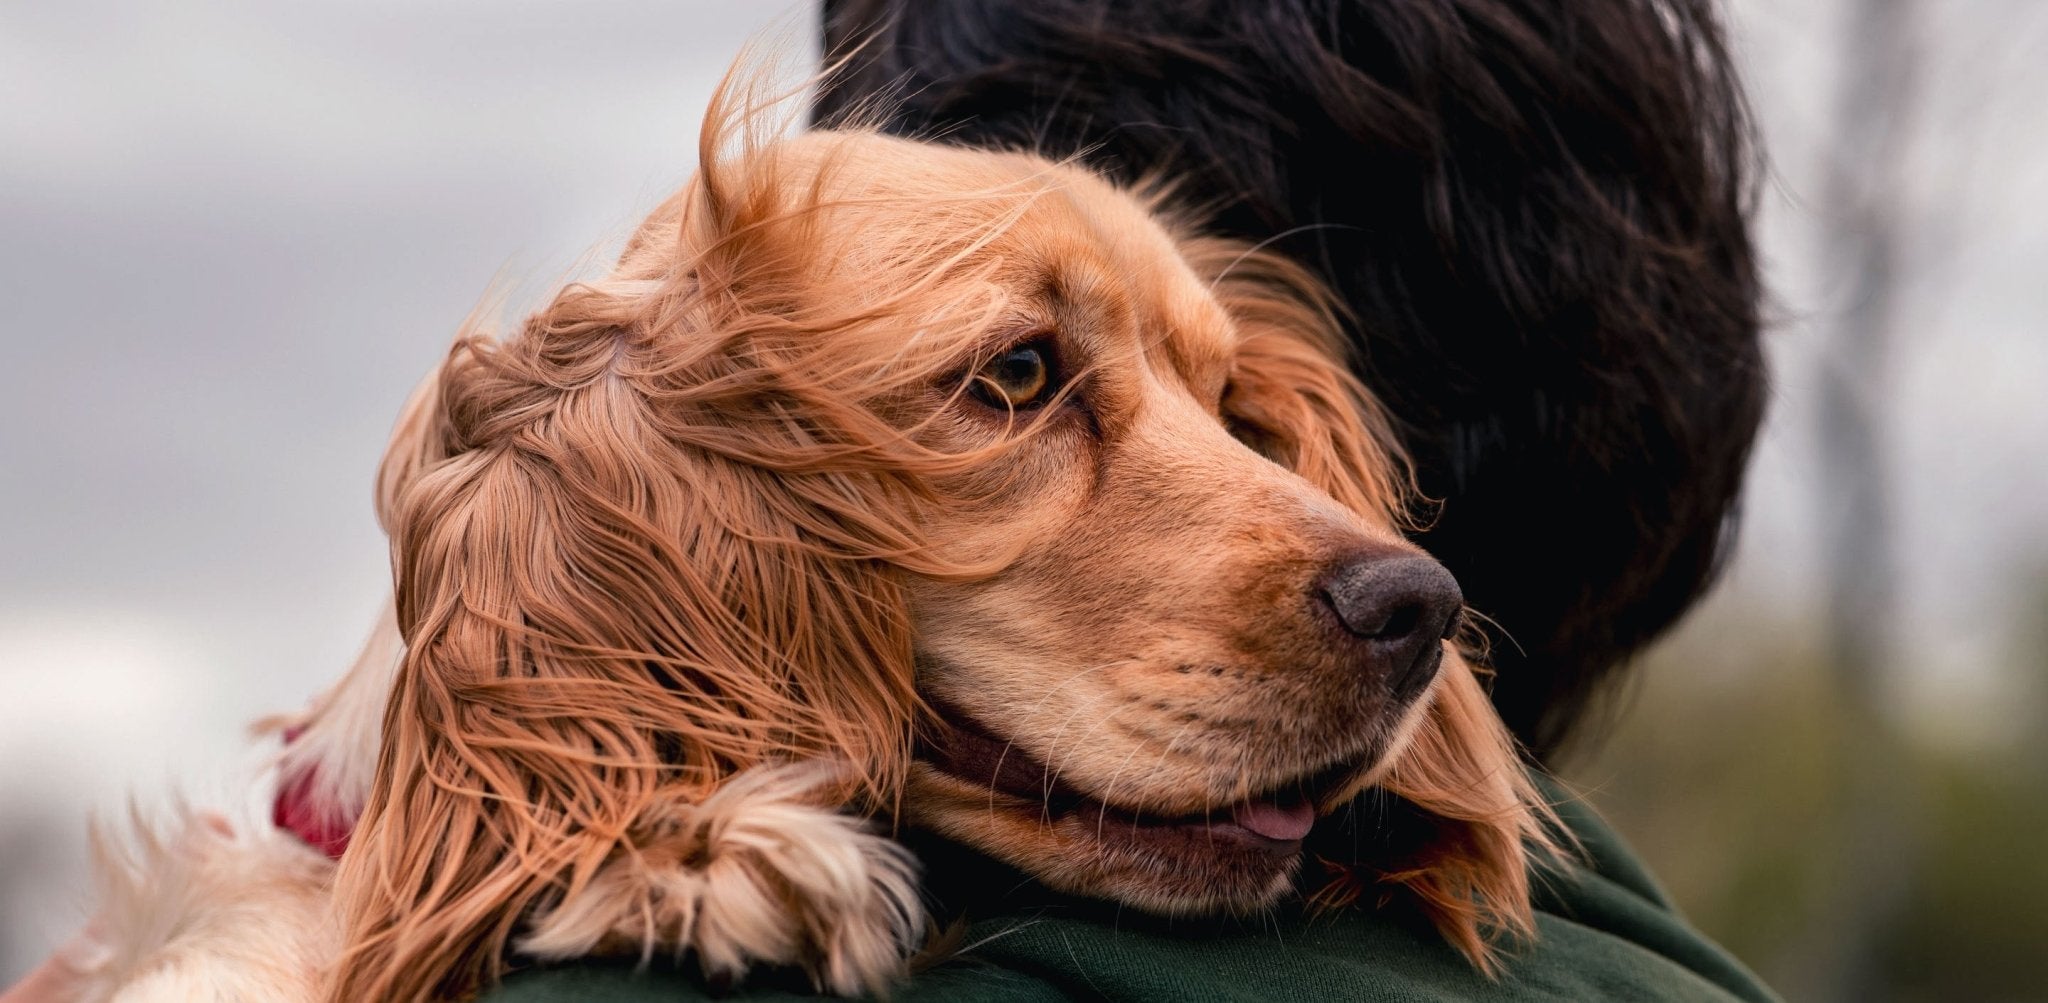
xmin=517 ymin=762 xmax=923 ymax=997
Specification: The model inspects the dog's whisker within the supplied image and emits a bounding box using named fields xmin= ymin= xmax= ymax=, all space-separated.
xmin=1088 ymin=713 xmax=1191 ymax=841
xmin=1036 ymin=686 xmax=1136 ymax=811
xmin=1014 ymin=658 xmax=1137 ymax=722
xmin=1027 ymin=666 xmax=1146 ymax=790
xmin=1204 ymin=222 xmax=1361 ymax=294
xmin=973 ymin=668 xmax=1133 ymax=827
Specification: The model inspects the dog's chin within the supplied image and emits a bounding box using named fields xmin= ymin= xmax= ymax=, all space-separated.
xmin=904 ymin=762 xmax=1305 ymax=913
xmin=905 ymin=704 xmax=1417 ymax=915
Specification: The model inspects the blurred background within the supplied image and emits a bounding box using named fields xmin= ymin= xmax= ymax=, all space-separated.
xmin=1 ymin=1 xmax=2041 ymax=999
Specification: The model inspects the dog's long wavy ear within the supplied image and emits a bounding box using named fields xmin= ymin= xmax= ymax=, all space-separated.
xmin=1178 ymin=235 xmax=1414 ymax=533
xmin=1191 ymin=236 xmax=1556 ymax=974
xmin=325 ymin=170 xmax=934 ymax=1003
xmin=1365 ymin=648 xmax=1559 ymax=974
xmin=268 ymin=367 xmax=460 ymax=838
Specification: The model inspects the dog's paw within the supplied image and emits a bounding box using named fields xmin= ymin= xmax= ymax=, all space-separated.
xmin=517 ymin=762 xmax=923 ymax=997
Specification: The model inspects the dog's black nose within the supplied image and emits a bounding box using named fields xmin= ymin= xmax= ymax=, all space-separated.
xmin=1317 ymin=555 xmax=1463 ymax=704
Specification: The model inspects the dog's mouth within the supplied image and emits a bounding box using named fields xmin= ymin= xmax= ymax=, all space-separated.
xmin=917 ymin=701 xmax=1373 ymax=859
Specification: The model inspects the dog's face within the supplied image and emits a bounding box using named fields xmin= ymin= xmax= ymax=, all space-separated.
xmin=331 ymin=125 xmax=1542 ymax=1001
xmin=783 ymin=142 xmax=1465 ymax=912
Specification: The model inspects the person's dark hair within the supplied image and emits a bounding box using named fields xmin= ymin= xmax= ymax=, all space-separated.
xmin=816 ymin=0 xmax=1765 ymax=761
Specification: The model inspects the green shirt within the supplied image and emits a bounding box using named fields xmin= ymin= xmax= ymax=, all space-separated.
xmin=483 ymin=783 xmax=1775 ymax=1002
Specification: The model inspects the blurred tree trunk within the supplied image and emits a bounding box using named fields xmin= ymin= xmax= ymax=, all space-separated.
xmin=1793 ymin=0 xmax=1921 ymax=998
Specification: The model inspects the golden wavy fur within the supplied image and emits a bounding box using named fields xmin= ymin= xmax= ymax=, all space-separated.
xmin=325 ymin=69 xmax=1556 ymax=997
xmin=11 ymin=68 xmax=1555 ymax=1003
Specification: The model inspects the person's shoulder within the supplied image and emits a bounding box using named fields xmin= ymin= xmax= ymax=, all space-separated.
xmin=482 ymin=957 xmax=1067 ymax=1003
xmin=1518 ymin=777 xmax=1779 ymax=1003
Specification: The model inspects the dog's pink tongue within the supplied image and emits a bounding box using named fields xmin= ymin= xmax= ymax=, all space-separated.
xmin=1231 ymin=799 xmax=1315 ymax=841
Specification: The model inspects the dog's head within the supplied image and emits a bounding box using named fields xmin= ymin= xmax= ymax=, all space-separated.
xmin=883 ymin=171 xmax=1501 ymax=900
xmin=322 ymin=96 xmax=1550 ymax=1000
xmin=882 ymin=161 xmax=1552 ymax=967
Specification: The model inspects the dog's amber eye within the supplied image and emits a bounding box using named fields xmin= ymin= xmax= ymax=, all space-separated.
xmin=969 ymin=340 xmax=1055 ymax=409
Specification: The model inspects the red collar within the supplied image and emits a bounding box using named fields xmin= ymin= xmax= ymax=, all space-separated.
xmin=273 ymin=726 xmax=354 ymax=859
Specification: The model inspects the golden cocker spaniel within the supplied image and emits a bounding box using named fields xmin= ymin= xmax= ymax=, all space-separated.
xmin=16 ymin=76 xmax=1552 ymax=1003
